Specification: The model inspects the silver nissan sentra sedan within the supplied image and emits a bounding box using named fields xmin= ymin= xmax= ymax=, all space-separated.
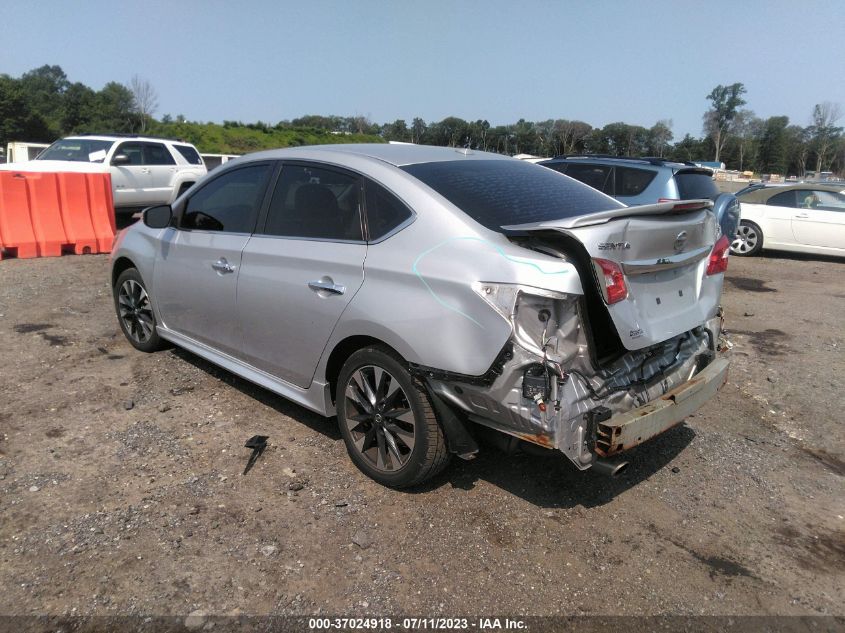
xmin=110 ymin=144 xmax=730 ymax=487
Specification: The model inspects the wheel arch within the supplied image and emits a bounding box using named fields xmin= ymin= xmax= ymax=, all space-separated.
xmin=323 ymin=335 xmax=404 ymax=404
xmin=111 ymin=256 xmax=137 ymax=288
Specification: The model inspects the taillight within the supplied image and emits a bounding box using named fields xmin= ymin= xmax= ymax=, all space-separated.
xmin=593 ymin=258 xmax=628 ymax=304
xmin=706 ymin=235 xmax=730 ymax=275
xmin=657 ymin=197 xmax=679 ymax=203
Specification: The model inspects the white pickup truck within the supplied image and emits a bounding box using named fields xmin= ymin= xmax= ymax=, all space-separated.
xmin=0 ymin=134 xmax=207 ymax=216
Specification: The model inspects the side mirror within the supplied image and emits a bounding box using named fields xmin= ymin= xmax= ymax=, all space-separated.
xmin=112 ymin=154 xmax=130 ymax=166
xmin=143 ymin=205 xmax=173 ymax=229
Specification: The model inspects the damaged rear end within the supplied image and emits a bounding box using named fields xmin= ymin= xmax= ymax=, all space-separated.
xmin=425 ymin=199 xmax=731 ymax=472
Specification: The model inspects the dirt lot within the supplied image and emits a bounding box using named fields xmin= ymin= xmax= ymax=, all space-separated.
xmin=1 ymin=250 xmax=843 ymax=620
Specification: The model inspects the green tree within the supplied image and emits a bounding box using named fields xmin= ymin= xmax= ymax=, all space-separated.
xmin=60 ymin=82 xmax=97 ymax=133
xmin=757 ymin=116 xmax=790 ymax=175
xmin=647 ymin=120 xmax=673 ymax=157
xmin=703 ymin=82 xmax=747 ymax=162
xmin=19 ymin=64 xmax=69 ymax=136
xmin=0 ymin=74 xmax=52 ymax=147
xmin=94 ymin=82 xmax=137 ymax=133
xmin=808 ymin=102 xmax=843 ymax=172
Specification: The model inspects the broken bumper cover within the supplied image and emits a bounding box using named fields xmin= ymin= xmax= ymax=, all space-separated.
xmin=593 ymin=356 xmax=730 ymax=457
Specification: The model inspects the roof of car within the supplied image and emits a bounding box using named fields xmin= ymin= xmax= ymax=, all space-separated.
xmin=737 ymin=182 xmax=845 ymax=203
xmin=65 ymin=134 xmax=191 ymax=144
xmin=242 ymin=143 xmax=512 ymax=167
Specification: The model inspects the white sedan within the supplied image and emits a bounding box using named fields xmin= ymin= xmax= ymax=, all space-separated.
xmin=731 ymin=184 xmax=845 ymax=257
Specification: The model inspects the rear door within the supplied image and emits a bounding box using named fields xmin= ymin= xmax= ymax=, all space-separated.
xmin=111 ymin=141 xmax=150 ymax=207
xmin=142 ymin=142 xmax=178 ymax=205
xmin=237 ymin=162 xmax=367 ymax=388
xmin=791 ymin=189 xmax=845 ymax=249
xmin=153 ymin=162 xmax=273 ymax=356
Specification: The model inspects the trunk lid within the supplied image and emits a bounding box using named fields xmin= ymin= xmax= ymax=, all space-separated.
xmin=504 ymin=201 xmax=724 ymax=350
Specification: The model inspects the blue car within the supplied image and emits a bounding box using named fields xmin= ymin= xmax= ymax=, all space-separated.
xmin=539 ymin=155 xmax=741 ymax=239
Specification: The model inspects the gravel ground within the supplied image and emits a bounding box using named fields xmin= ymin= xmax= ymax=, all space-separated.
xmin=0 ymin=251 xmax=843 ymax=620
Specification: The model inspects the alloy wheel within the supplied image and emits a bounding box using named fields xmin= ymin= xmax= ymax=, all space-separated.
xmin=343 ymin=365 xmax=416 ymax=472
xmin=731 ymin=224 xmax=759 ymax=255
xmin=118 ymin=279 xmax=155 ymax=344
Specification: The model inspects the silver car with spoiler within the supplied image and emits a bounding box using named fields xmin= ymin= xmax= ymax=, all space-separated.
xmin=110 ymin=144 xmax=730 ymax=487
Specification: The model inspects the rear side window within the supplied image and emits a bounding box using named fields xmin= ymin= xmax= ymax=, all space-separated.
xmin=402 ymin=160 xmax=621 ymax=232
xmin=675 ymin=171 xmax=718 ymax=200
xmin=173 ymin=144 xmax=203 ymax=165
xmin=181 ymin=164 xmax=270 ymax=233
xmin=563 ymin=163 xmax=613 ymax=194
xmin=364 ymin=180 xmax=413 ymax=240
xmin=615 ymin=167 xmax=657 ymax=197
xmin=262 ymin=163 xmax=363 ymax=241
xmin=143 ymin=143 xmax=176 ymax=165
xmin=767 ymin=191 xmax=797 ymax=208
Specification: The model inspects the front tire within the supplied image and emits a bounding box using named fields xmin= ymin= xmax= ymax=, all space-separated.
xmin=113 ymin=268 xmax=165 ymax=352
xmin=731 ymin=220 xmax=763 ymax=256
xmin=337 ymin=347 xmax=450 ymax=488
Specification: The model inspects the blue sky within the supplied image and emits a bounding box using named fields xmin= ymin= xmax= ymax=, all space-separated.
xmin=2 ymin=0 xmax=844 ymax=138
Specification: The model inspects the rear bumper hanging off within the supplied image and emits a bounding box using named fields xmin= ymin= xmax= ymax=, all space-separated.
xmin=593 ymin=356 xmax=730 ymax=457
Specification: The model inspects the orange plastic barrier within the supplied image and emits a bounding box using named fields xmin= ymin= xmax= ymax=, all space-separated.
xmin=0 ymin=171 xmax=116 ymax=259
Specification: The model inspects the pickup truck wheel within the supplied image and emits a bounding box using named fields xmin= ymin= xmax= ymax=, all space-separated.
xmin=731 ymin=221 xmax=763 ymax=256
xmin=337 ymin=347 xmax=450 ymax=488
xmin=114 ymin=268 xmax=165 ymax=352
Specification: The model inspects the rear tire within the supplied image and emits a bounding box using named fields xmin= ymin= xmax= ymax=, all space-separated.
xmin=731 ymin=220 xmax=763 ymax=256
xmin=337 ymin=347 xmax=450 ymax=488
xmin=113 ymin=268 xmax=165 ymax=353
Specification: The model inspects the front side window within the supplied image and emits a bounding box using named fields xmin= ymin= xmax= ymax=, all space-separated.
xmin=804 ymin=190 xmax=845 ymax=211
xmin=181 ymin=164 xmax=270 ymax=233
xmin=364 ymin=180 xmax=413 ymax=241
xmin=402 ymin=160 xmax=621 ymax=232
xmin=114 ymin=142 xmax=144 ymax=166
xmin=37 ymin=138 xmax=114 ymax=163
xmin=262 ymin=163 xmax=363 ymax=241
xmin=143 ymin=143 xmax=176 ymax=165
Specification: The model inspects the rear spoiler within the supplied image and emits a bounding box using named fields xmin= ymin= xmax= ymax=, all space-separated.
xmin=502 ymin=199 xmax=714 ymax=231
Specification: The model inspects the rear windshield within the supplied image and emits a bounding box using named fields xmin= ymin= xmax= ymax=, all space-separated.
xmin=675 ymin=171 xmax=719 ymax=200
xmin=174 ymin=144 xmax=203 ymax=165
xmin=401 ymin=160 xmax=622 ymax=231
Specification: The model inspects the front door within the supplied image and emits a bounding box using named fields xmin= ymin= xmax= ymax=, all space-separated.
xmin=153 ymin=163 xmax=273 ymax=356
xmin=111 ymin=141 xmax=150 ymax=207
xmin=791 ymin=189 xmax=845 ymax=249
xmin=237 ymin=162 xmax=367 ymax=388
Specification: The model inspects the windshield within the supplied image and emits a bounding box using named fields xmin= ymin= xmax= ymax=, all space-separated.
xmin=37 ymin=139 xmax=115 ymax=163
xmin=402 ymin=159 xmax=622 ymax=232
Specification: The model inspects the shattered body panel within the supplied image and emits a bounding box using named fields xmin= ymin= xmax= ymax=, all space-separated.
xmin=428 ymin=285 xmax=726 ymax=470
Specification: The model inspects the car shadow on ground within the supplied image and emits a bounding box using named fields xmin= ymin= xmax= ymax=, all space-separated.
xmin=169 ymin=347 xmax=695 ymax=509
xmin=423 ymin=424 xmax=696 ymax=509
xmin=169 ymin=348 xmax=341 ymax=441
xmin=757 ymin=250 xmax=845 ymax=265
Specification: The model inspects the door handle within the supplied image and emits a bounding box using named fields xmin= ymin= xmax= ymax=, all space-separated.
xmin=141 ymin=168 xmax=151 ymax=174
xmin=308 ymin=279 xmax=346 ymax=295
xmin=794 ymin=213 xmax=809 ymax=219
xmin=211 ymin=258 xmax=235 ymax=274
